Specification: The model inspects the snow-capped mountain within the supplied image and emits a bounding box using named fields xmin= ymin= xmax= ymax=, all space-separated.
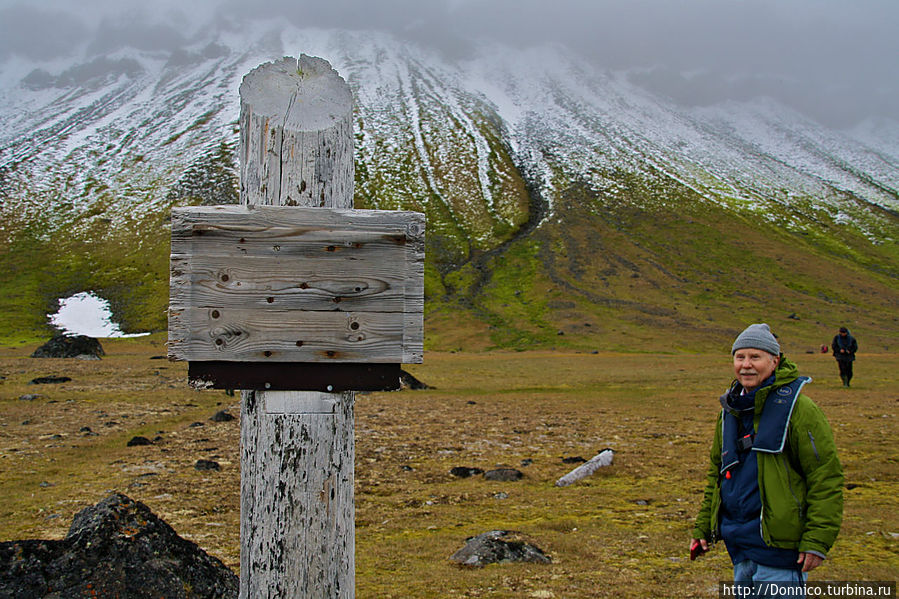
xmin=1 ymin=22 xmax=897 ymax=348
xmin=1 ymin=23 xmax=896 ymax=241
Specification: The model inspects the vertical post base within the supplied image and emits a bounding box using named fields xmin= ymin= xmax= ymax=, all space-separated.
xmin=240 ymin=390 xmax=355 ymax=598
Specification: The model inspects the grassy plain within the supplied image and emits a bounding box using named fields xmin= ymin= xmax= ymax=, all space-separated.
xmin=1 ymin=336 xmax=896 ymax=598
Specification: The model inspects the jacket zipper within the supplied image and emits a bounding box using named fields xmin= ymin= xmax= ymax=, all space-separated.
xmin=807 ymin=431 xmax=820 ymax=461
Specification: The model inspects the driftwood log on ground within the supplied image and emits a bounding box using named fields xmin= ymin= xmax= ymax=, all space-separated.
xmin=555 ymin=448 xmax=614 ymax=487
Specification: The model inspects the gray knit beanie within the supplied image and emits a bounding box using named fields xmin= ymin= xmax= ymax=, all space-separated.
xmin=732 ymin=323 xmax=780 ymax=356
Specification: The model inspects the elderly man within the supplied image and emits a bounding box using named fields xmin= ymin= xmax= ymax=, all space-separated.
xmin=691 ymin=324 xmax=843 ymax=597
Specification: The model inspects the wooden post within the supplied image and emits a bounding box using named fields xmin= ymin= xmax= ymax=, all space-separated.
xmin=238 ymin=55 xmax=355 ymax=598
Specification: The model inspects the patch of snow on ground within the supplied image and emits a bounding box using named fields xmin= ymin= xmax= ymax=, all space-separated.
xmin=49 ymin=292 xmax=149 ymax=338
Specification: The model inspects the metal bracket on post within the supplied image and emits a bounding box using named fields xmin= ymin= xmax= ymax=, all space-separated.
xmin=187 ymin=361 xmax=403 ymax=392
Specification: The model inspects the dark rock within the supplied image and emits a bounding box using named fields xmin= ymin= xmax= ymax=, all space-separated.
xmin=450 ymin=466 xmax=484 ymax=478
xmin=210 ymin=410 xmax=234 ymax=422
xmin=150 ymin=355 xmax=167 ymax=360
xmin=562 ymin=456 xmax=587 ymax=464
xmin=845 ymin=483 xmax=860 ymax=490
xmin=0 ymin=493 xmax=237 ymax=598
xmin=195 ymin=459 xmax=221 ymax=471
xmin=127 ymin=436 xmax=153 ymax=447
xmin=19 ymin=394 xmax=42 ymax=401
xmin=31 ymin=335 xmax=104 ymax=359
xmin=484 ymin=468 xmax=523 ymax=482
xmin=520 ymin=458 xmax=534 ymax=467
xmin=29 ymin=376 xmax=72 ymax=385
xmin=399 ymin=369 xmax=432 ymax=390
xmin=450 ymin=530 xmax=551 ymax=567
xmin=190 ymin=422 xmax=205 ymax=428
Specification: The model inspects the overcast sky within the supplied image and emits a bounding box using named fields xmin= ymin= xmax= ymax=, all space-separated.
xmin=1 ymin=0 xmax=896 ymax=127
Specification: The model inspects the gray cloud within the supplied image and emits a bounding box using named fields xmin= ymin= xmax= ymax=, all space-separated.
xmin=1 ymin=0 xmax=896 ymax=127
xmin=0 ymin=5 xmax=89 ymax=60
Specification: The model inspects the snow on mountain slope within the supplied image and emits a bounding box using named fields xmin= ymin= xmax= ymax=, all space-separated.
xmin=465 ymin=43 xmax=898 ymax=227
xmin=0 ymin=24 xmax=896 ymax=247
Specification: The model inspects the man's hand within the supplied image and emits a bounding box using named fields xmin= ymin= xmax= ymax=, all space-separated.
xmin=690 ymin=538 xmax=708 ymax=560
xmin=798 ymin=552 xmax=824 ymax=572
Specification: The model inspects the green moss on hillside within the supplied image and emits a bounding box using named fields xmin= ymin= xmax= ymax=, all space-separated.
xmin=456 ymin=171 xmax=899 ymax=353
xmin=1 ymin=159 xmax=896 ymax=353
xmin=0 ymin=209 xmax=171 ymax=344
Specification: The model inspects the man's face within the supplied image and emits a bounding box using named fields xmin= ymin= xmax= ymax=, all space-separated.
xmin=733 ymin=348 xmax=779 ymax=391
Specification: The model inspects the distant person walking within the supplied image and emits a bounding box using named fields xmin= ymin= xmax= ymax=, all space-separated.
xmin=832 ymin=327 xmax=858 ymax=387
xmin=691 ymin=323 xmax=843 ymax=598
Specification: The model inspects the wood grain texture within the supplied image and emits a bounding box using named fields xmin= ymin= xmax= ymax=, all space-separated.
xmin=170 ymin=307 xmax=420 ymax=363
xmin=169 ymin=206 xmax=424 ymax=364
xmin=236 ymin=55 xmax=358 ymax=599
xmin=241 ymin=391 xmax=355 ymax=598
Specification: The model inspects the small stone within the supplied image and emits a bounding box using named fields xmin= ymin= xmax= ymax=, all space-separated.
xmin=29 ymin=376 xmax=72 ymax=385
xmin=562 ymin=456 xmax=586 ymax=464
xmin=399 ymin=369 xmax=431 ymax=390
xmin=210 ymin=410 xmax=234 ymax=422
xmin=484 ymin=468 xmax=523 ymax=482
xmin=195 ymin=459 xmax=220 ymax=471
xmin=450 ymin=530 xmax=551 ymax=567
xmin=450 ymin=467 xmax=484 ymax=478
xmin=19 ymin=394 xmax=41 ymax=401
xmin=127 ymin=436 xmax=153 ymax=447
xmin=31 ymin=335 xmax=104 ymax=359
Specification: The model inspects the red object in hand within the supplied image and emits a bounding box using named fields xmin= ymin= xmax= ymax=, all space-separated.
xmin=690 ymin=540 xmax=707 ymax=561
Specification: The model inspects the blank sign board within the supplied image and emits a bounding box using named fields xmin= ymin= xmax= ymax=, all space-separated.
xmin=168 ymin=205 xmax=424 ymax=365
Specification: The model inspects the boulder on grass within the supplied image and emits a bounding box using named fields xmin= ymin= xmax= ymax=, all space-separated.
xmin=0 ymin=493 xmax=237 ymax=599
xmin=450 ymin=530 xmax=551 ymax=568
xmin=31 ymin=335 xmax=104 ymax=360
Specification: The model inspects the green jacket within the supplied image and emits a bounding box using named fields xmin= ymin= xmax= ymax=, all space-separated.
xmin=692 ymin=356 xmax=843 ymax=557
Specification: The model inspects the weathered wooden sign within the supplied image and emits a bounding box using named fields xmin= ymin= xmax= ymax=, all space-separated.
xmin=168 ymin=204 xmax=424 ymax=389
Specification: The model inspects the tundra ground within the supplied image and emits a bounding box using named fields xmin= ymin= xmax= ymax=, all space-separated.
xmin=1 ymin=336 xmax=896 ymax=598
